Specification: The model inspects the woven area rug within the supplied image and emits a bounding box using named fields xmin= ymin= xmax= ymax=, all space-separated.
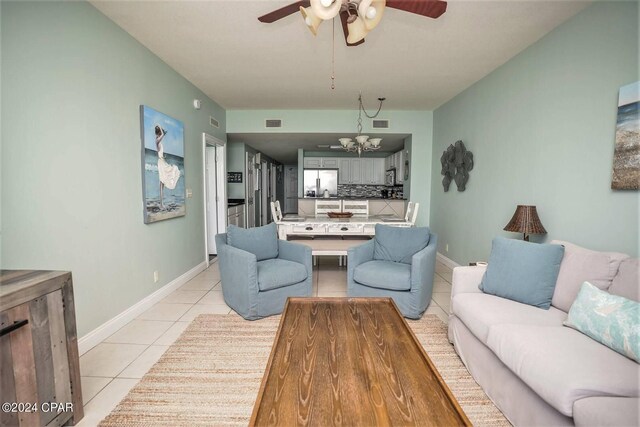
xmin=100 ymin=313 xmax=510 ymax=426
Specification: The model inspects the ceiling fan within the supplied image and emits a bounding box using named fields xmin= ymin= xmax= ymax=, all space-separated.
xmin=258 ymin=0 xmax=447 ymax=46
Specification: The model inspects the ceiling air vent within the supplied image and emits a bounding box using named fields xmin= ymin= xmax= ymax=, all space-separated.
xmin=372 ymin=119 xmax=390 ymax=129
xmin=209 ymin=116 xmax=220 ymax=128
xmin=265 ymin=119 xmax=282 ymax=128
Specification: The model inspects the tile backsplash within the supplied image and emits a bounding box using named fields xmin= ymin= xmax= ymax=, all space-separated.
xmin=337 ymin=184 xmax=403 ymax=198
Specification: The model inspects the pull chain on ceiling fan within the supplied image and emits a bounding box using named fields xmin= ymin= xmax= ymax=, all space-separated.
xmin=258 ymin=0 xmax=447 ymax=46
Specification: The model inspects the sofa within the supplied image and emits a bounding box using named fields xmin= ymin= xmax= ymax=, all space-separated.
xmin=449 ymin=240 xmax=639 ymax=426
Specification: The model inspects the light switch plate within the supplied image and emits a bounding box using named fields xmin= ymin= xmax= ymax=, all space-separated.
xmin=186 ymin=188 xmax=193 ymax=198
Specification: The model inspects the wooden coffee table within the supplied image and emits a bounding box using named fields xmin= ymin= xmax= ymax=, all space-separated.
xmin=250 ymin=297 xmax=471 ymax=426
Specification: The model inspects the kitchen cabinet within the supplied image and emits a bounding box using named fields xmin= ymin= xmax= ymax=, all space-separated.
xmin=373 ymin=158 xmax=386 ymax=184
xmin=303 ymin=157 xmax=340 ymax=169
xmin=303 ymin=157 xmax=322 ymax=168
xmin=338 ymin=159 xmax=351 ymax=184
xmin=0 ymin=270 xmax=83 ymax=427
xmin=321 ymin=158 xmax=339 ymax=168
xmin=386 ymin=150 xmax=405 ymax=184
xmin=396 ymin=151 xmax=404 ymax=184
xmin=350 ymin=159 xmax=362 ymax=184
xmin=359 ymin=159 xmax=386 ymax=185
xmin=339 ymin=158 xmax=386 ymax=185
xmin=338 ymin=158 xmax=361 ymax=184
xmin=360 ymin=159 xmax=373 ymax=184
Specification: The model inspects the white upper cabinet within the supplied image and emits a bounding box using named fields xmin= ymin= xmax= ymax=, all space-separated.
xmin=373 ymin=158 xmax=386 ymax=185
xmin=303 ymin=157 xmax=322 ymax=168
xmin=303 ymin=157 xmax=341 ymax=169
xmin=350 ymin=159 xmax=362 ymax=184
xmin=338 ymin=159 xmax=351 ymax=184
xmin=361 ymin=159 xmax=374 ymax=184
xmin=385 ymin=150 xmax=406 ymax=184
xmin=322 ymin=158 xmax=339 ymax=169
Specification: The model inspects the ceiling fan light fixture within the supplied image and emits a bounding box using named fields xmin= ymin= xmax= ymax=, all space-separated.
xmin=346 ymin=15 xmax=368 ymax=44
xmin=359 ymin=0 xmax=385 ymax=30
xmin=300 ymin=6 xmax=322 ymax=35
xmin=310 ymin=0 xmax=342 ymax=20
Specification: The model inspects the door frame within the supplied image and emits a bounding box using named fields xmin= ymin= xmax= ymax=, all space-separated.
xmin=202 ymin=133 xmax=226 ymax=267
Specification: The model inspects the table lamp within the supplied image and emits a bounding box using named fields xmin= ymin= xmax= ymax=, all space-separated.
xmin=503 ymin=205 xmax=547 ymax=241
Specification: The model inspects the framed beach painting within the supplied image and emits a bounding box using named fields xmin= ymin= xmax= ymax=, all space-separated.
xmin=140 ymin=105 xmax=186 ymax=223
xmin=611 ymin=81 xmax=640 ymax=190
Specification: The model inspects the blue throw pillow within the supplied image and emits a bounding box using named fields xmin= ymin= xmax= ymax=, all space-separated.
xmin=373 ymin=224 xmax=430 ymax=264
xmin=564 ymin=282 xmax=640 ymax=362
xmin=479 ymin=237 xmax=564 ymax=309
xmin=227 ymin=222 xmax=278 ymax=261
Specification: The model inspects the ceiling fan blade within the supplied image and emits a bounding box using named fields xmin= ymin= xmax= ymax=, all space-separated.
xmin=339 ymin=10 xmax=365 ymax=47
xmin=386 ymin=0 xmax=447 ymax=19
xmin=258 ymin=1 xmax=310 ymax=23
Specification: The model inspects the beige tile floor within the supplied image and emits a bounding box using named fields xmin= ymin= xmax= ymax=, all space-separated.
xmin=77 ymin=256 xmax=454 ymax=426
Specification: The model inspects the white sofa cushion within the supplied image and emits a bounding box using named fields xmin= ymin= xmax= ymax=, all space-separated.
xmin=573 ymin=397 xmax=640 ymax=427
xmin=452 ymin=292 xmax=566 ymax=344
xmin=551 ymin=240 xmax=628 ymax=312
xmin=486 ymin=324 xmax=640 ymax=417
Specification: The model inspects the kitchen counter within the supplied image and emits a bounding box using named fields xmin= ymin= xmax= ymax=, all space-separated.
xmin=228 ymin=198 xmax=245 ymax=207
xmin=298 ymin=198 xmax=406 ymax=218
xmin=300 ymin=197 xmax=407 ymax=200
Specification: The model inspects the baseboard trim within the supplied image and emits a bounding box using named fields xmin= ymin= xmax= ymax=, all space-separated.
xmin=78 ymin=261 xmax=208 ymax=355
xmin=437 ymin=252 xmax=461 ymax=269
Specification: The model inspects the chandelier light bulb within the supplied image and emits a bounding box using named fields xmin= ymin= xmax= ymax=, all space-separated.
xmin=320 ymin=0 xmax=333 ymax=7
xmin=366 ymin=6 xmax=377 ymax=19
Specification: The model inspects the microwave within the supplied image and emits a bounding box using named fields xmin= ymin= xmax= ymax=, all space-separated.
xmin=385 ymin=168 xmax=396 ymax=186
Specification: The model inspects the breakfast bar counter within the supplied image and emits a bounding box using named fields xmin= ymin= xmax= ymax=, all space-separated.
xmin=276 ymin=215 xmax=411 ymax=239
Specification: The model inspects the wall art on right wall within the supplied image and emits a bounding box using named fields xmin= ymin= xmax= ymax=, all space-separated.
xmin=611 ymin=81 xmax=640 ymax=190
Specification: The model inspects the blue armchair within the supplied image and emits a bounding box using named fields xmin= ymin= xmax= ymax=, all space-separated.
xmin=215 ymin=222 xmax=312 ymax=320
xmin=347 ymin=224 xmax=438 ymax=319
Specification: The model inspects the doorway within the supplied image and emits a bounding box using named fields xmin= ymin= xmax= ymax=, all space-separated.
xmin=203 ymin=133 xmax=226 ymax=264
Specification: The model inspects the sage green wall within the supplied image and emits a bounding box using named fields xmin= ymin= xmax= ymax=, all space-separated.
xmin=1 ymin=1 xmax=226 ymax=336
xmin=431 ymin=1 xmax=639 ymax=265
xmin=227 ymin=110 xmax=433 ymax=225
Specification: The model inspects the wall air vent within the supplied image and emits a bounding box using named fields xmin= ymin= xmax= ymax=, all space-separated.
xmin=265 ymin=119 xmax=282 ymax=128
xmin=372 ymin=119 xmax=390 ymax=129
xmin=209 ymin=116 xmax=220 ymax=128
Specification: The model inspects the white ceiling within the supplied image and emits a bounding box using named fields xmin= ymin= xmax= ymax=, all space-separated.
xmin=228 ymin=132 xmax=409 ymax=163
xmin=91 ymin=0 xmax=589 ymax=110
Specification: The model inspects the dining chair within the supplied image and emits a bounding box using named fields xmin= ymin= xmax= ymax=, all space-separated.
xmin=343 ymin=200 xmax=369 ymax=217
xmin=270 ymin=200 xmax=283 ymax=222
xmin=405 ymin=202 xmax=419 ymax=225
xmin=315 ymin=199 xmax=342 ymax=216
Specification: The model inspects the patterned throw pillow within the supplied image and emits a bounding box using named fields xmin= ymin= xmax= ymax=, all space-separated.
xmin=564 ymin=282 xmax=640 ymax=362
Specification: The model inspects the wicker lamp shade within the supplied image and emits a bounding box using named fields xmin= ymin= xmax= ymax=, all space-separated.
xmin=503 ymin=205 xmax=547 ymax=241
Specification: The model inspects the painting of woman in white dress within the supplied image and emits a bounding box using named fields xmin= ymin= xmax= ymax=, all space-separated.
xmin=141 ymin=105 xmax=186 ymax=223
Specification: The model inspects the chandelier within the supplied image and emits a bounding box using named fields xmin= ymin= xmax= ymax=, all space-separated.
xmin=301 ymin=0 xmax=385 ymax=44
xmin=339 ymin=94 xmax=385 ymax=157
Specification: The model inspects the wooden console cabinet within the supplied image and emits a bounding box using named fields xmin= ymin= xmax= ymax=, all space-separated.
xmin=0 ymin=270 xmax=83 ymax=426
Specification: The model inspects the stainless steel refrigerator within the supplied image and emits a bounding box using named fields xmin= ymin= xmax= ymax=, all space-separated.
xmin=303 ymin=169 xmax=338 ymax=197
